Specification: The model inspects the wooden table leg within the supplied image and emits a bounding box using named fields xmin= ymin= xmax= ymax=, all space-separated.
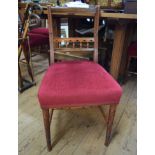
xmin=110 ymin=23 xmax=127 ymax=80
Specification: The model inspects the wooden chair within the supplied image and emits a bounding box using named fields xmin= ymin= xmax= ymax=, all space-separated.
xmin=19 ymin=3 xmax=50 ymax=65
xmin=38 ymin=5 xmax=122 ymax=151
xmin=18 ymin=3 xmax=36 ymax=92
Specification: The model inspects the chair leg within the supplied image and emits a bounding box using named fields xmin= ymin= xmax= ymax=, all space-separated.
xmin=23 ymin=47 xmax=35 ymax=82
xmin=105 ymin=104 xmax=117 ymax=146
xmin=27 ymin=63 xmax=34 ymax=82
xmin=42 ymin=108 xmax=52 ymax=151
xmin=98 ymin=106 xmax=107 ymax=124
xmin=18 ymin=64 xmax=23 ymax=88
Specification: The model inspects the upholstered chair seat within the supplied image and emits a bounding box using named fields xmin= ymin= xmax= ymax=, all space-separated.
xmin=38 ymin=61 xmax=122 ymax=108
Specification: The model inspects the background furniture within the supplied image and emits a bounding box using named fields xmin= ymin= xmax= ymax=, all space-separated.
xmin=18 ymin=3 xmax=36 ymax=92
xmin=28 ymin=27 xmax=50 ymax=64
xmin=89 ymin=0 xmax=124 ymax=9
xmin=124 ymin=0 xmax=137 ymax=14
xmin=19 ymin=3 xmax=50 ymax=65
xmin=18 ymin=37 xmax=35 ymax=92
xmin=19 ymin=2 xmax=137 ymax=81
xmin=126 ymin=41 xmax=137 ymax=75
xmin=18 ymin=3 xmax=51 ymax=92
xmin=38 ymin=5 xmax=122 ymax=151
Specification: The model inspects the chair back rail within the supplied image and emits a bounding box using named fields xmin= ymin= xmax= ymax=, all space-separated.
xmin=47 ymin=5 xmax=100 ymax=64
xmin=54 ymin=37 xmax=94 ymax=49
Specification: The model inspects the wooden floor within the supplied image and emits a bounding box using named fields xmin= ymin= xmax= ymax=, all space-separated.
xmin=19 ymin=55 xmax=137 ymax=155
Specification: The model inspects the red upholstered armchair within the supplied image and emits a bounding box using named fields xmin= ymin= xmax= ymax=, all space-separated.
xmin=38 ymin=6 xmax=122 ymax=151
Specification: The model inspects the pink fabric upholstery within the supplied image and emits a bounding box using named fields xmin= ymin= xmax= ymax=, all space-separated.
xmin=27 ymin=33 xmax=49 ymax=47
xmin=38 ymin=61 xmax=122 ymax=108
xmin=29 ymin=28 xmax=49 ymax=36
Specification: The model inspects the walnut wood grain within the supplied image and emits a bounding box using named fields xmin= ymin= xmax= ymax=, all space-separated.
xmin=55 ymin=48 xmax=94 ymax=52
xmin=110 ymin=23 xmax=127 ymax=79
xmin=47 ymin=5 xmax=100 ymax=63
xmin=93 ymin=5 xmax=100 ymax=62
xmin=47 ymin=6 xmax=54 ymax=64
xmin=42 ymin=108 xmax=52 ymax=151
xmin=54 ymin=37 xmax=94 ymax=42
xmin=105 ymin=104 xmax=117 ymax=146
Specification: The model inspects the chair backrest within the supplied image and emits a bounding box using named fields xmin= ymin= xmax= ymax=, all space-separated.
xmin=47 ymin=5 xmax=100 ymax=64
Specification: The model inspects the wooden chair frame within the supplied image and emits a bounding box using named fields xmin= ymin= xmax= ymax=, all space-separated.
xmin=18 ymin=3 xmax=36 ymax=92
xmin=41 ymin=5 xmax=118 ymax=151
xmin=18 ymin=3 xmax=50 ymax=85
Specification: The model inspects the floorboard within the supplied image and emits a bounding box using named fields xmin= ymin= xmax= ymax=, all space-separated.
xmin=19 ymin=55 xmax=137 ymax=155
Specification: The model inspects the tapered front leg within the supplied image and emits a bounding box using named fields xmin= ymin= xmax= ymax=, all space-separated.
xmin=105 ymin=104 xmax=117 ymax=146
xmin=42 ymin=108 xmax=52 ymax=151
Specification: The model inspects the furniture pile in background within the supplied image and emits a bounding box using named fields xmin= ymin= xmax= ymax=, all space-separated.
xmin=18 ymin=3 xmax=50 ymax=92
xmin=18 ymin=3 xmax=36 ymax=92
xmin=18 ymin=1 xmax=137 ymax=153
xmin=18 ymin=0 xmax=137 ymax=93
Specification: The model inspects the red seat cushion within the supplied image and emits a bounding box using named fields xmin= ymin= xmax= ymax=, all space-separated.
xmin=29 ymin=28 xmax=49 ymax=36
xmin=27 ymin=33 xmax=49 ymax=47
xmin=38 ymin=61 xmax=122 ymax=108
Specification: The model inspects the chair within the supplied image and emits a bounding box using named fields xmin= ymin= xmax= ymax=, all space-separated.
xmin=38 ymin=5 xmax=122 ymax=151
xmin=27 ymin=23 xmax=50 ymax=64
xmin=19 ymin=3 xmax=50 ymax=64
xmin=18 ymin=3 xmax=36 ymax=92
